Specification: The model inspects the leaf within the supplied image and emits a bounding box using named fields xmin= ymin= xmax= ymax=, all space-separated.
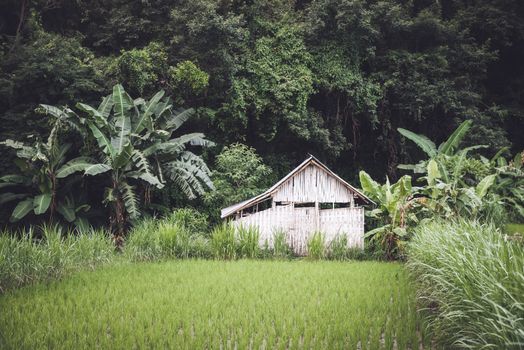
xmin=134 ymin=90 xmax=165 ymax=134
xmin=398 ymin=128 xmax=437 ymax=157
xmin=56 ymin=157 xmax=96 ymax=178
xmin=98 ymin=95 xmax=114 ymax=119
xmin=87 ymin=122 xmax=115 ymax=159
xmin=475 ymin=174 xmax=496 ymax=199
xmin=57 ymin=200 xmax=76 ymax=222
xmin=10 ymin=198 xmax=33 ymax=222
xmin=121 ymin=182 xmax=139 ymax=219
xmin=84 ymin=164 xmax=112 ymax=176
xmin=427 ymin=159 xmax=440 ymax=186
xmin=112 ymin=84 xmax=133 ymax=154
xmin=76 ymin=102 xmax=108 ymax=128
xmin=439 ymin=120 xmax=472 ymax=155
xmin=359 ymin=171 xmax=381 ymax=200
xmin=164 ymin=108 xmax=194 ymax=131
xmin=33 ymin=194 xmax=52 ymax=215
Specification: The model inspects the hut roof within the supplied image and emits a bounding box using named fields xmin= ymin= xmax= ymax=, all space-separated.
xmin=220 ymin=155 xmax=374 ymax=219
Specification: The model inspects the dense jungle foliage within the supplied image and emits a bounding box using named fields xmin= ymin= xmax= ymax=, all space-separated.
xmin=1 ymin=0 xmax=524 ymax=231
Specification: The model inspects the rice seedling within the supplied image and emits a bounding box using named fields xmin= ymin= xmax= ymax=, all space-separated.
xmin=407 ymin=219 xmax=524 ymax=349
xmin=0 ymin=260 xmax=430 ymax=349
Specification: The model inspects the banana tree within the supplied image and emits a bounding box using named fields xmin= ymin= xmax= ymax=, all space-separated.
xmin=58 ymin=84 xmax=213 ymax=242
xmin=359 ymin=171 xmax=417 ymax=260
xmin=397 ymin=119 xmax=474 ymax=176
xmin=0 ymin=106 xmax=88 ymax=226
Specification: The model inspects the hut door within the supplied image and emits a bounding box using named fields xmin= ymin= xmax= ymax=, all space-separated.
xmin=291 ymin=207 xmax=315 ymax=255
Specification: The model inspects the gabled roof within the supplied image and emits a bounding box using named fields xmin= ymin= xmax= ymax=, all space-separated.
xmin=221 ymin=155 xmax=374 ymax=219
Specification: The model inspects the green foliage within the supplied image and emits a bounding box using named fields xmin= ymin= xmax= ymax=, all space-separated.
xmin=51 ymin=84 xmax=213 ymax=239
xmin=204 ymin=143 xmax=271 ymax=222
xmin=306 ymin=231 xmax=326 ymax=260
xmin=210 ymin=222 xmax=236 ymax=260
xmin=0 ymin=226 xmax=114 ymax=292
xmin=271 ymin=229 xmax=293 ymax=259
xmin=236 ymin=225 xmax=260 ymax=258
xmin=169 ymin=60 xmax=209 ymax=100
xmin=407 ymin=219 xmax=524 ymax=348
xmin=167 ymin=208 xmax=209 ymax=237
xmin=0 ymin=260 xmax=429 ymax=349
xmin=125 ymin=216 xmax=211 ymax=261
xmin=0 ymin=108 xmax=90 ymax=226
xmin=359 ymin=171 xmax=415 ymax=260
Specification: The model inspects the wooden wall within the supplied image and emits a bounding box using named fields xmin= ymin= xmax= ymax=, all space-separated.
xmin=232 ymin=206 xmax=364 ymax=255
xmin=272 ymin=164 xmax=357 ymax=203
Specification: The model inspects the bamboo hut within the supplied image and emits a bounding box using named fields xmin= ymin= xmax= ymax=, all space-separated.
xmin=221 ymin=156 xmax=374 ymax=255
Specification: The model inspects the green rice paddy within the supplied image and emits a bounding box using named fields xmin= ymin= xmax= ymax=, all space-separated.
xmin=0 ymin=260 xmax=432 ymax=349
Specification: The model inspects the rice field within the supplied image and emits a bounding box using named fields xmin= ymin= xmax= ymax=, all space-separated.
xmin=0 ymin=260 xmax=433 ymax=349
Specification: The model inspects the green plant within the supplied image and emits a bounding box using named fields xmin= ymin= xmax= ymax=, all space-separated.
xmin=0 ymin=226 xmax=113 ymax=292
xmin=167 ymin=208 xmax=209 ymax=236
xmin=272 ymin=229 xmax=292 ymax=259
xmin=52 ymin=84 xmax=213 ymax=242
xmin=407 ymin=219 xmax=524 ymax=348
xmin=0 ymin=260 xmax=429 ymax=349
xmin=0 ymin=107 xmax=89 ymax=226
xmin=210 ymin=223 xmax=236 ymax=260
xmin=359 ymin=171 xmax=415 ymax=260
xmin=236 ymin=225 xmax=260 ymax=258
xmin=307 ymin=231 xmax=326 ymax=260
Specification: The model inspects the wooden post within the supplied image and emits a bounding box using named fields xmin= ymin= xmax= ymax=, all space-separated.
xmin=315 ymin=201 xmax=320 ymax=231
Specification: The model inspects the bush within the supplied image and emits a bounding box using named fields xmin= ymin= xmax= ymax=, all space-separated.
xmin=0 ymin=226 xmax=114 ymax=292
xmin=167 ymin=208 xmax=209 ymax=237
xmin=407 ymin=219 xmax=524 ymax=349
xmin=307 ymin=232 xmax=326 ymax=260
xmin=211 ymin=223 xmax=236 ymax=260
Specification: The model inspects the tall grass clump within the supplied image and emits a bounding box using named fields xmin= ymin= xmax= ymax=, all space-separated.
xmin=272 ymin=229 xmax=293 ymax=259
xmin=236 ymin=225 xmax=260 ymax=258
xmin=328 ymin=235 xmax=348 ymax=260
xmin=211 ymin=222 xmax=236 ymax=259
xmin=307 ymin=231 xmax=326 ymax=260
xmin=407 ymin=219 xmax=524 ymax=349
xmin=125 ymin=216 xmax=210 ymax=261
xmin=0 ymin=225 xmax=114 ymax=292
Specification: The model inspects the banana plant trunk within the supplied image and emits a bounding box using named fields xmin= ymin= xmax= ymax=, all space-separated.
xmin=110 ymin=178 xmax=126 ymax=249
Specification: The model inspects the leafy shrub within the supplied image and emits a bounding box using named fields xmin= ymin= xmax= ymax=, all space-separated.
xmin=407 ymin=219 xmax=524 ymax=349
xmin=272 ymin=229 xmax=293 ymax=259
xmin=307 ymin=232 xmax=326 ymax=260
xmin=236 ymin=225 xmax=260 ymax=258
xmin=211 ymin=223 xmax=236 ymax=260
xmin=167 ymin=208 xmax=209 ymax=237
xmin=0 ymin=226 xmax=114 ymax=292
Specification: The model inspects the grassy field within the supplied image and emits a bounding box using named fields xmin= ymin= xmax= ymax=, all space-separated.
xmin=0 ymin=260 xmax=432 ymax=349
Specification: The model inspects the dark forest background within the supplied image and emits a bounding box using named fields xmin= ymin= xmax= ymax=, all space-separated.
xmin=1 ymin=0 xmax=523 ymax=199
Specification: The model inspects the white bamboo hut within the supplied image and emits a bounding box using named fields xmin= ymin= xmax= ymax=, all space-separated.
xmin=221 ymin=155 xmax=374 ymax=255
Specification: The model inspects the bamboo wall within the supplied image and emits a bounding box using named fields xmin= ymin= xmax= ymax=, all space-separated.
xmin=232 ymin=206 xmax=364 ymax=255
xmin=272 ymin=164 xmax=356 ymax=203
